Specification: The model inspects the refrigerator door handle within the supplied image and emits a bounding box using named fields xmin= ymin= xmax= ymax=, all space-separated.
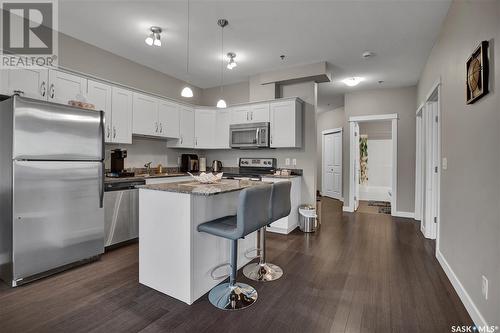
xmin=99 ymin=162 xmax=104 ymax=209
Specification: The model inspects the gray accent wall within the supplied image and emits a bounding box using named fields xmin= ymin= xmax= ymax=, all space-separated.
xmin=59 ymin=34 xmax=203 ymax=105
xmin=343 ymin=86 xmax=417 ymax=213
xmin=417 ymin=0 xmax=500 ymax=325
xmin=200 ymin=81 xmax=249 ymax=107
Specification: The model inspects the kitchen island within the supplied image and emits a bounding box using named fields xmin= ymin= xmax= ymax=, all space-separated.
xmin=138 ymin=179 xmax=260 ymax=305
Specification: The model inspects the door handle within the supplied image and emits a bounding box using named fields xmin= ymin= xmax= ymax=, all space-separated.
xmin=155 ymin=122 xmax=159 ymax=133
xmin=49 ymin=84 xmax=55 ymax=98
xmin=40 ymin=81 xmax=46 ymax=97
xmin=99 ymin=163 xmax=104 ymax=208
xmin=180 ymin=135 xmax=183 ymax=144
xmin=251 ymin=111 xmax=253 ymax=121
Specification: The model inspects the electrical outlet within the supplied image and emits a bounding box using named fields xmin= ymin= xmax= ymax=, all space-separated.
xmin=292 ymin=158 xmax=297 ymax=166
xmin=442 ymin=157 xmax=448 ymax=170
xmin=285 ymin=158 xmax=290 ymax=166
xmin=482 ymin=275 xmax=488 ymax=300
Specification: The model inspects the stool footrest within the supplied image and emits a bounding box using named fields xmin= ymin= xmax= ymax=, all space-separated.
xmin=244 ymin=247 xmax=262 ymax=260
xmin=210 ymin=263 xmax=232 ymax=280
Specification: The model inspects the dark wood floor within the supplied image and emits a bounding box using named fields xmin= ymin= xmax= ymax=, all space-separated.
xmin=0 ymin=197 xmax=472 ymax=333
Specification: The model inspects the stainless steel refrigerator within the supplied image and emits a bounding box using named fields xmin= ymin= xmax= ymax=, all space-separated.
xmin=0 ymin=95 xmax=105 ymax=287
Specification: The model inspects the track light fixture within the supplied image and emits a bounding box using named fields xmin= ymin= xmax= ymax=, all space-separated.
xmin=145 ymin=26 xmax=162 ymax=47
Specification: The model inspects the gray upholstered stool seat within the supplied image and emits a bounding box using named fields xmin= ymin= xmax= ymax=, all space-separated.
xmin=197 ymin=183 xmax=272 ymax=310
xmin=243 ymin=181 xmax=292 ymax=282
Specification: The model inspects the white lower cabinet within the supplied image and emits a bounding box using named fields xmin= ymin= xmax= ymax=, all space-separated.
xmin=262 ymin=176 xmax=302 ymax=234
xmin=0 ymin=68 xmax=48 ymax=100
xmin=270 ymin=99 xmax=303 ymax=148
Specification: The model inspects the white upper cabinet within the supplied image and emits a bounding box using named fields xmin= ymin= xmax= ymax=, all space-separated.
xmin=158 ymin=100 xmax=180 ymax=138
xmin=249 ymin=103 xmax=270 ymax=123
xmin=214 ymin=109 xmax=231 ymax=149
xmin=0 ymin=68 xmax=49 ymax=100
xmin=169 ymin=106 xmax=195 ymax=148
xmin=48 ymin=69 xmax=87 ymax=105
xmin=270 ymin=99 xmax=303 ymax=148
xmin=111 ymin=87 xmax=133 ymax=144
xmin=132 ymin=93 xmax=159 ymax=136
xmin=194 ymin=109 xmax=216 ymax=149
xmin=230 ymin=105 xmax=251 ymax=124
xmin=87 ymin=80 xmax=113 ymax=142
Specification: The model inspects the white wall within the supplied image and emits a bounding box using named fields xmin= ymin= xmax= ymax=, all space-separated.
xmin=343 ymin=86 xmax=417 ymax=213
xmin=417 ymin=0 xmax=500 ymax=326
xmin=200 ymin=81 xmax=249 ymax=107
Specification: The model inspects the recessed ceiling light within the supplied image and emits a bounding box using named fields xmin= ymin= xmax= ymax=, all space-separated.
xmin=145 ymin=26 xmax=162 ymax=47
xmin=342 ymin=77 xmax=364 ymax=87
xmin=362 ymin=51 xmax=375 ymax=58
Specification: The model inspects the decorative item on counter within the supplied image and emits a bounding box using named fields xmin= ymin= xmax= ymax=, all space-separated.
xmin=281 ymin=169 xmax=291 ymax=176
xmin=199 ymin=157 xmax=207 ymax=172
xmin=274 ymin=170 xmax=282 ymax=176
xmin=157 ymin=163 xmax=163 ymax=174
xmin=69 ymin=93 xmax=95 ymax=110
xmin=188 ymin=172 xmax=223 ymax=184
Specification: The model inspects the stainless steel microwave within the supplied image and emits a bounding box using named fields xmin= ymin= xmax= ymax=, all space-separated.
xmin=230 ymin=122 xmax=270 ymax=148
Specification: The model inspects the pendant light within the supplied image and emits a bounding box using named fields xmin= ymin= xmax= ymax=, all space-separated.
xmin=181 ymin=0 xmax=194 ymax=98
xmin=216 ymin=19 xmax=228 ymax=108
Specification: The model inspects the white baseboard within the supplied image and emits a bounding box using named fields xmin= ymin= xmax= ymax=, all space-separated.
xmin=392 ymin=211 xmax=414 ymax=219
xmin=342 ymin=205 xmax=354 ymax=212
xmin=436 ymin=250 xmax=488 ymax=328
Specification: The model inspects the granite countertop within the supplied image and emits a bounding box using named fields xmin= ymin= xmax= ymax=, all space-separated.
xmin=105 ymin=173 xmax=189 ymax=183
xmin=139 ymin=179 xmax=263 ymax=196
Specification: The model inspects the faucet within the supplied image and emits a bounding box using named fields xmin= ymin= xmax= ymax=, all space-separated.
xmin=144 ymin=162 xmax=153 ymax=175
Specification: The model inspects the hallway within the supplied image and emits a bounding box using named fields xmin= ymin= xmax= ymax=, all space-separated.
xmin=0 ymin=197 xmax=472 ymax=332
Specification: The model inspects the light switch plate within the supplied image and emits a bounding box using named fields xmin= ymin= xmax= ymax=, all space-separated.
xmin=442 ymin=157 xmax=448 ymax=170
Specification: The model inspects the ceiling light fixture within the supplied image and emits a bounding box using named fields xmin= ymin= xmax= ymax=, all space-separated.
xmin=216 ymin=19 xmax=228 ymax=108
xmin=342 ymin=77 xmax=364 ymax=87
xmin=181 ymin=0 xmax=193 ymax=98
xmin=362 ymin=51 xmax=375 ymax=58
xmin=145 ymin=26 xmax=162 ymax=47
xmin=226 ymin=52 xmax=237 ymax=69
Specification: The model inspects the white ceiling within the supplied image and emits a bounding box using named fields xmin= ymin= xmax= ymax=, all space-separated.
xmin=59 ymin=0 xmax=451 ymax=107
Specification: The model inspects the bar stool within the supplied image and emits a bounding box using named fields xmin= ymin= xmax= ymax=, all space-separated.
xmin=243 ymin=181 xmax=291 ymax=282
xmin=197 ymin=184 xmax=272 ymax=310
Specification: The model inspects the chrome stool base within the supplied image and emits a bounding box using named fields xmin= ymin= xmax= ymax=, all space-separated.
xmin=208 ymin=282 xmax=258 ymax=310
xmin=243 ymin=262 xmax=283 ymax=281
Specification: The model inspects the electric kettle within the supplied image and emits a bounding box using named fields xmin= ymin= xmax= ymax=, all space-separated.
xmin=212 ymin=160 xmax=223 ymax=172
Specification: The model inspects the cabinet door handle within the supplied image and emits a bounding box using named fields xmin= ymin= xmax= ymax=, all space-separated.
xmin=159 ymin=123 xmax=163 ymax=133
xmin=251 ymin=111 xmax=253 ymax=121
xmin=40 ymin=81 xmax=46 ymax=97
xmin=106 ymin=125 xmax=110 ymax=138
xmin=195 ymin=137 xmax=198 ymax=146
xmin=113 ymin=126 xmax=116 ymax=139
xmin=180 ymin=135 xmax=183 ymax=144
xmin=155 ymin=122 xmax=158 ymax=133
xmin=49 ymin=84 xmax=55 ymax=98
xmin=246 ymin=112 xmax=249 ymax=121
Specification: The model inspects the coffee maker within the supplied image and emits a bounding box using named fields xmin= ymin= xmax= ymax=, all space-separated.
xmin=109 ymin=149 xmax=134 ymax=177
xmin=180 ymin=154 xmax=199 ymax=173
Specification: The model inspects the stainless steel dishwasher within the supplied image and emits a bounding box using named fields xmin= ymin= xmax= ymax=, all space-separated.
xmin=104 ymin=179 xmax=145 ymax=248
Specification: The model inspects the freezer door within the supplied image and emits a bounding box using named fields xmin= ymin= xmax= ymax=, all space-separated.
xmin=12 ymin=96 xmax=104 ymax=161
xmin=12 ymin=161 xmax=104 ymax=281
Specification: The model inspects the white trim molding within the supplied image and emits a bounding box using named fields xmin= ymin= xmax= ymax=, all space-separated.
xmin=342 ymin=205 xmax=354 ymax=213
xmin=321 ymin=127 xmax=343 ymax=135
xmin=392 ymin=211 xmax=415 ymax=219
xmin=348 ymin=113 xmax=398 ymax=122
xmin=436 ymin=250 xmax=488 ymax=328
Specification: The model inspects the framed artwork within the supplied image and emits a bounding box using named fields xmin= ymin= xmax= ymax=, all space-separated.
xmin=466 ymin=40 xmax=489 ymax=104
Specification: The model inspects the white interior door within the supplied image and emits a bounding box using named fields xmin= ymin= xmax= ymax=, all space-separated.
xmin=322 ymin=130 xmax=342 ymax=200
xmin=354 ymin=123 xmax=360 ymax=211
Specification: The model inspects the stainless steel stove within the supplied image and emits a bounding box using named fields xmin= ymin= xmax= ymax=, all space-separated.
xmin=223 ymin=158 xmax=277 ymax=181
